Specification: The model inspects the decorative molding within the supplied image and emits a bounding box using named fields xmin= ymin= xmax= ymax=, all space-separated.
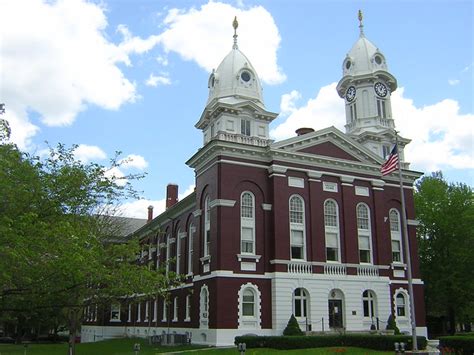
xmin=308 ymin=179 xmax=322 ymax=183
xmin=371 ymin=179 xmax=385 ymax=188
xmin=407 ymin=219 xmax=419 ymax=226
xmin=268 ymin=164 xmax=287 ymax=175
xmin=240 ymin=262 xmax=257 ymax=271
xmin=261 ymin=203 xmax=272 ymax=211
xmin=237 ymin=254 xmax=262 ymax=262
xmin=193 ymin=209 xmax=202 ymax=217
xmin=307 ymin=171 xmax=323 ymax=179
xmin=323 ymin=181 xmax=338 ymax=193
xmin=355 ymin=186 xmax=370 ymax=196
xmin=209 ymin=199 xmax=236 ymax=208
xmin=269 ymin=173 xmax=286 ymax=178
xmin=341 ymin=183 xmax=353 ymax=187
xmin=340 ymin=175 xmax=355 ymax=183
xmin=288 ymin=176 xmax=304 ymax=188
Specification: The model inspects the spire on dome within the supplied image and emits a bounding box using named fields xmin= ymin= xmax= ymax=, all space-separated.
xmin=358 ymin=10 xmax=364 ymax=37
xmin=232 ymin=16 xmax=239 ymax=49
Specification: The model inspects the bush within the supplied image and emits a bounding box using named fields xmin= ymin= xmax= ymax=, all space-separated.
xmin=386 ymin=314 xmax=401 ymax=335
xmin=439 ymin=335 xmax=474 ymax=355
xmin=283 ymin=314 xmax=303 ymax=336
xmin=234 ymin=334 xmax=427 ymax=351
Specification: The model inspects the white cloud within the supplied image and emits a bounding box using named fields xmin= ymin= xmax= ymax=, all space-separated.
xmin=74 ymin=144 xmax=107 ymax=163
xmin=145 ymin=73 xmax=171 ymax=87
xmin=158 ymin=2 xmax=285 ymax=84
xmin=271 ymin=83 xmax=344 ymax=141
xmin=104 ymin=166 xmax=127 ymax=187
xmin=1 ymin=0 xmax=139 ymax=148
xmin=119 ymin=184 xmax=195 ymax=219
xmin=448 ymin=79 xmax=460 ymax=86
xmin=272 ymin=83 xmax=473 ymax=172
xmin=280 ymin=90 xmax=302 ymax=116
xmin=156 ymin=55 xmax=169 ymax=66
xmin=119 ymin=154 xmax=149 ymax=170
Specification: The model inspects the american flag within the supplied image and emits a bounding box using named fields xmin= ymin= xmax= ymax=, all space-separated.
xmin=381 ymin=145 xmax=399 ymax=176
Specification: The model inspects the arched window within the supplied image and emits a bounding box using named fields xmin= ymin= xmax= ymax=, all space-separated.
xmin=396 ymin=293 xmax=406 ymax=317
xmin=357 ymin=203 xmax=372 ymax=264
xmin=204 ymin=197 xmax=210 ymax=257
xmin=390 ymin=209 xmax=403 ymax=262
xmin=176 ymin=228 xmax=182 ymax=274
xmin=238 ymin=283 xmax=261 ymax=330
xmin=324 ymin=199 xmax=340 ymax=262
xmin=242 ymin=289 xmax=255 ymax=316
xmin=293 ymin=288 xmax=309 ymax=318
xmin=200 ymin=285 xmax=209 ymax=329
xmin=241 ymin=192 xmax=255 ymax=254
xmin=289 ymin=195 xmax=305 ymax=260
xmin=188 ymin=223 xmax=195 ymax=274
xmin=362 ymin=290 xmax=377 ymax=318
xmin=165 ymin=234 xmax=171 ymax=274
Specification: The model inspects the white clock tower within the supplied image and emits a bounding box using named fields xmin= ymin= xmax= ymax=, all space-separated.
xmin=336 ymin=11 xmax=410 ymax=164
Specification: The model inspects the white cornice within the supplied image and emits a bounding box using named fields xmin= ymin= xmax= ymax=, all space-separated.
xmin=209 ymin=199 xmax=236 ymax=208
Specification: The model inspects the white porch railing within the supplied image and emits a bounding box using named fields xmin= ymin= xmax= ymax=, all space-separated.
xmin=324 ymin=264 xmax=347 ymax=276
xmin=357 ymin=265 xmax=379 ymax=277
xmin=288 ymin=262 xmax=312 ymax=274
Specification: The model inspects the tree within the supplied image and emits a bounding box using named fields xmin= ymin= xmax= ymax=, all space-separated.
xmin=414 ymin=172 xmax=474 ymax=334
xmin=0 ymin=118 xmax=181 ymax=354
xmin=283 ymin=314 xmax=303 ymax=336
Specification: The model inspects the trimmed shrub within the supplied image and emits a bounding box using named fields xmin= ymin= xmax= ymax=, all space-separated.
xmin=283 ymin=314 xmax=303 ymax=336
xmin=439 ymin=335 xmax=474 ymax=355
xmin=386 ymin=314 xmax=401 ymax=335
xmin=234 ymin=334 xmax=427 ymax=351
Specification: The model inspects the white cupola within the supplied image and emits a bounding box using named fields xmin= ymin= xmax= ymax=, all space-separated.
xmin=196 ymin=17 xmax=277 ymax=147
xmin=336 ymin=10 xmax=410 ymax=164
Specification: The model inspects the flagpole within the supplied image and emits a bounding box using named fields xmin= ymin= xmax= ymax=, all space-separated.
xmin=395 ymin=132 xmax=418 ymax=351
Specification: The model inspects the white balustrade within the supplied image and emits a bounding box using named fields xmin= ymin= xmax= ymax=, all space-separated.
xmin=357 ymin=265 xmax=379 ymax=277
xmin=324 ymin=264 xmax=347 ymax=276
xmin=288 ymin=262 xmax=312 ymax=274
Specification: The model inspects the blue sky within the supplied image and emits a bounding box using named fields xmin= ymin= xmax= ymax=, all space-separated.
xmin=1 ymin=0 xmax=472 ymax=218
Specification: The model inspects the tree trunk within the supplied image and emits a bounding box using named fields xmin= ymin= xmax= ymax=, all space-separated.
xmin=67 ymin=308 xmax=81 ymax=355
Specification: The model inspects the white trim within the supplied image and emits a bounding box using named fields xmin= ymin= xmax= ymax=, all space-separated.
xmin=237 ymin=283 xmax=262 ymax=330
xmin=261 ymin=203 xmax=272 ymax=211
xmin=407 ymin=219 xmax=419 ymax=226
xmin=269 ymin=173 xmax=286 ymax=178
xmin=193 ymin=209 xmax=202 ymax=217
xmin=237 ymin=254 xmax=261 ymax=262
xmin=199 ymin=285 xmax=209 ymax=329
xmin=268 ymin=164 xmax=287 ymax=174
xmin=209 ymin=199 xmax=236 ymax=208
xmin=341 ymin=183 xmax=353 ymax=187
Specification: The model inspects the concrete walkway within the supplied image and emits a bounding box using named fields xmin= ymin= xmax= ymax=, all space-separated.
xmin=161 ymin=346 xmax=235 ymax=354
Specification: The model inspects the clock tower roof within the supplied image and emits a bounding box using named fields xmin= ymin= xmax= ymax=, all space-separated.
xmin=205 ymin=17 xmax=265 ymax=109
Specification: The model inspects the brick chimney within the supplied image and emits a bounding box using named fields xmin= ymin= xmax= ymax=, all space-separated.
xmin=295 ymin=127 xmax=315 ymax=136
xmin=147 ymin=205 xmax=154 ymax=223
xmin=166 ymin=184 xmax=179 ymax=209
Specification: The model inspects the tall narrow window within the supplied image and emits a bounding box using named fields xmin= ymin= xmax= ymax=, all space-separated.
xmin=162 ymin=299 xmax=167 ymax=321
xmin=204 ymin=197 xmax=210 ymax=257
xmin=357 ymin=203 xmax=372 ymax=264
xmin=241 ymin=119 xmax=251 ymax=136
xmin=144 ymin=301 xmax=149 ymax=321
xmin=362 ymin=290 xmax=377 ymax=318
xmin=289 ymin=195 xmax=305 ymax=260
xmin=176 ymin=229 xmax=181 ymax=274
xmin=156 ymin=234 xmax=161 ymax=269
xmin=396 ymin=293 xmax=406 ymax=317
xmin=185 ymin=294 xmax=191 ymax=321
xmin=110 ymin=303 xmax=121 ymax=322
xmin=242 ymin=289 xmax=255 ymax=316
xmin=294 ymin=288 xmax=308 ymax=318
xmin=173 ymin=297 xmax=178 ymax=321
xmin=241 ymin=192 xmax=255 ymax=254
xmin=165 ymin=234 xmax=171 ymax=274
xmin=377 ymin=99 xmax=386 ymax=119
xmin=324 ymin=200 xmax=340 ymax=262
xmin=390 ymin=209 xmax=403 ymax=262
xmin=188 ymin=223 xmax=195 ymax=274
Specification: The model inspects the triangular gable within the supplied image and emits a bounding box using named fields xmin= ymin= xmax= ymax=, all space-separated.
xmin=271 ymin=126 xmax=384 ymax=165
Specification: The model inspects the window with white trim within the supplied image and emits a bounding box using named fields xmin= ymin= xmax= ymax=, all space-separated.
xmin=162 ymin=299 xmax=167 ymax=321
xmin=185 ymin=294 xmax=191 ymax=321
xmin=294 ymin=288 xmax=309 ymax=318
xmin=289 ymin=195 xmax=305 ymax=260
xmin=241 ymin=119 xmax=251 ymax=136
xmin=110 ymin=303 xmax=121 ymax=322
xmin=396 ymin=293 xmax=407 ymax=317
xmin=165 ymin=234 xmax=170 ymax=275
xmin=204 ymin=197 xmax=210 ymax=257
xmin=362 ymin=290 xmax=377 ymax=318
xmin=241 ymin=192 xmax=255 ymax=254
xmin=153 ymin=299 xmax=157 ymax=322
xmin=156 ymin=234 xmax=161 ymax=269
xmin=144 ymin=301 xmax=149 ymax=321
xmin=324 ymin=199 xmax=340 ymax=262
xmin=173 ymin=297 xmax=178 ymax=321
xmin=377 ymin=99 xmax=387 ymax=119
xmin=357 ymin=203 xmax=373 ymax=264
xmin=176 ymin=229 xmax=181 ymax=274
xmin=238 ymin=283 xmax=261 ymax=330
xmin=390 ymin=209 xmax=403 ymax=263
xmin=188 ymin=223 xmax=195 ymax=274
xmin=200 ymin=285 xmax=209 ymax=328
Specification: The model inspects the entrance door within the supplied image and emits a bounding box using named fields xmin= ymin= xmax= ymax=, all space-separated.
xmin=328 ymin=299 xmax=343 ymax=328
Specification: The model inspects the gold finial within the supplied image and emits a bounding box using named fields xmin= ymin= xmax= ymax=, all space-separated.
xmin=232 ymin=16 xmax=239 ymax=49
xmin=358 ymin=10 xmax=364 ymax=36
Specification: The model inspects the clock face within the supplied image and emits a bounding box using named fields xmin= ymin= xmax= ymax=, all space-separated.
xmin=374 ymin=82 xmax=388 ymax=97
xmin=345 ymin=86 xmax=356 ymax=102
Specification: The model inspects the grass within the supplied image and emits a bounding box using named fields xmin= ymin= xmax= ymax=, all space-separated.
xmin=0 ymin=338 xmax=392 ymax=355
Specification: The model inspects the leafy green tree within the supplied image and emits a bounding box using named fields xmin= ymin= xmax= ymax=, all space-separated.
xmin=0 ymin=119 xmax=181 ymax=354
xmin=415 ymin=172 xmax=474 ymax=334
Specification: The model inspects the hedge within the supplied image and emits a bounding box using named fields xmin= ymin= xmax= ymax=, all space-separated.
xmin=234 ymin=334 xmax=427 ymax=351
xmin=439 ymin=335 xmax=474 ymax=355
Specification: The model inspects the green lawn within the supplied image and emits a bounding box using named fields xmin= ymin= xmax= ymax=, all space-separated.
xmin=0 ymin=338 xmax=392 ymax=355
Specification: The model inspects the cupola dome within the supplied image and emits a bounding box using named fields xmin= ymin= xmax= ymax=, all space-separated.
xmin=206 ymin=17 xmax=264 ymax=108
